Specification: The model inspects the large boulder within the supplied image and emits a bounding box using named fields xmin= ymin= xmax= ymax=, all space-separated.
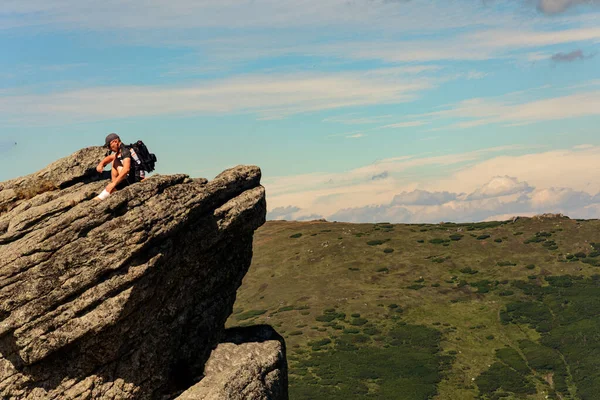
xmin=176 ymin=325 xmax=288 ymax=400
xmin=0 ymin=147 xmax=281 ymax=399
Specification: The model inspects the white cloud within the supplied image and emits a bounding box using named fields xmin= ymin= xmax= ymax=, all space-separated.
xmin=267 ymin=205 xmax=301 ymax=220
xmin=330 ymin=204 xmax=413 ymax=223
xmin=427 ymin=146 xmax=600 ymax=194
xmin=265 ymin=145 xmax=600 ymax=222
xmin=430 ymin=89 xmax=600 ymax=128
xmin=0 ymin=70 xmax=437 ymax=125
xmin=530 ymin=187 xmax=595 ymax=209
xmin=391 ymin=190 xmax=457 ymax=206
xmin=302 ymin=26 xmax=600 ymax=64
xmin=466 ymin=176 xmax=533 ymax=200
xmin=382 ymin=121 xmax=427 ymax=129
xmin=326 ymin=184 xmax=600 ymax=223
xmin=0 ymin=0 xmax=509 ymax=32
xmin=323 ymin=114 xmax=393 ymax=125
xmin=5 ymin=1 xmax=598 ymax=67
xmin=526 ymin=51 xmax=551 ymax=62
xmin=328 ymin=195 xmax=532 ymax=223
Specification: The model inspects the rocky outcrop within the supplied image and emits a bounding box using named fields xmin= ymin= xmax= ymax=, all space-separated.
xmin=176 ymin=326 xmax=288 ymax=400
xmin=0 ymin=147 xmax=284 ymax=399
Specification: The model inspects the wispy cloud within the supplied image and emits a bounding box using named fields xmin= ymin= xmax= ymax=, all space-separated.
xmin=382 ymin=121 xmax=427 ymax=129
xmin=465 ymin=176 xmax=533 ymax=200
xmin=428 ymin=87 xmax=600 ymax=129
xmin=7 ymin=1 xmax=596 ymax=68
xmin=0 ymin=70 xmax=438 ymax=125
xmin=0 ymin=0 xmax=508 ymax=32
xmin=323 ymin=114 xmax=393 ymax=125
xmin=297 ymin=26 xmax=600 ymax=64
xmin=39 ymin=63 xmax=88 ymax=72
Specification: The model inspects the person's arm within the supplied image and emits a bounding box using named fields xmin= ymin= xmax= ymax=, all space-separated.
xmin=96 ymin=154 xmax=116 ymax=173
xmin=106 ymin=157 xmax=131 ymax=193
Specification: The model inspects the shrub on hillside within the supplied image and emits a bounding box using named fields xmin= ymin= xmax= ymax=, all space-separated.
xmin=496 ymin=347 xmax=530 ymax=374
xmin=362 ymin=326 xmax=381 ymax=335
xmin=316 ymin=314 xmax=336 ymax=323
xmin=475 ymin=362 xmax=535 ymax=397
xmin=407 ymin=284 xmax=426 ymax=290
xmin=499 ymin=290 xmax=514 ymax=296
xmin=524 ymin=236 xmax=546 ymax=244
xmin=459 ymin=267 xmax=478 ymax=275
xmin=497 ymin=261 xmax=517 ymax=266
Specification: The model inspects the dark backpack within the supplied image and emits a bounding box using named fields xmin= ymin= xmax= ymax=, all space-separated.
xmin=129 ymin=140 xmax=157 ymax=173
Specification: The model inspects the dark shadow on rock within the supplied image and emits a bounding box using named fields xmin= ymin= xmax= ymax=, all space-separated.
xmin=60 ymin=169 xmax=112 ymax=189
xmin=221 ymin=325 xmax=286 ymax=348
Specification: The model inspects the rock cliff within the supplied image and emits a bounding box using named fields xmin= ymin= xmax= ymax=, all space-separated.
xmin=0 ymin=148 xmax=285 ymax=399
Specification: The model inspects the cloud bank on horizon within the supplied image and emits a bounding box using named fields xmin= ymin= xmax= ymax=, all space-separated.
xmin=265 ymin=145 xmax=600 ymax=222
xmin=1 ymin=0 xmax=599 ymax=222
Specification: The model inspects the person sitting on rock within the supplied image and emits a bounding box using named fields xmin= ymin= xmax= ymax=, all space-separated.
xmin=95 ymin=133 xmax=142 ymax=200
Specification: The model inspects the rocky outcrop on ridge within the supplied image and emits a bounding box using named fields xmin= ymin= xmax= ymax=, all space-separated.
xmin=0 ymin=147 xmax=284 ymax=399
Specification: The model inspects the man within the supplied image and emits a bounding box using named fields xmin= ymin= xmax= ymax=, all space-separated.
xmin=95 ymin=133 xmax=140 ymax=200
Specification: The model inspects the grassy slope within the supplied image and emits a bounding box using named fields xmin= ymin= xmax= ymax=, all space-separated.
xmin=228 ymin=217 xmax=600 ymax=399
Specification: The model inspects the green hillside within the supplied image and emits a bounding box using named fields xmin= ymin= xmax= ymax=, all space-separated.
xmin=227 ymin=216 xmax=600 ymax=400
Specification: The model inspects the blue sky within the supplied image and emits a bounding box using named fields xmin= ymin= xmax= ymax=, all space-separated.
xmin=1 ymin=0 xmax=600 ymax=222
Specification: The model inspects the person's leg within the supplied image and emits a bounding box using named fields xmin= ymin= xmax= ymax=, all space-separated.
xmin=97 ymin=160 xmax=126 ymax=201
xmin=111 ymin=164 xmax=118 ymax=183
xmin=109 ymin=159 xmax=124 ymax=193
xmin=96 ymin=162 xmax=117 ymax=201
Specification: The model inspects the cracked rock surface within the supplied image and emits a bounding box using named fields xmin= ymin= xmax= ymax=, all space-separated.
xmin=176 ymin=325 xmax=288 ymax=400
xmin=0 ymin=147 xmax=273 ymax=399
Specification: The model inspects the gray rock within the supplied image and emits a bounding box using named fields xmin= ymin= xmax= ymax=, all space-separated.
xmin=176 ymin=326 xmax=288 ymax=400
xmin=0 ymin=147 xmax=281 ymax=399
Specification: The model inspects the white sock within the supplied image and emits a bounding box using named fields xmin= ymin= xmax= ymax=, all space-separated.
xmin=96 ymin=189 xmax=111 ymax=200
